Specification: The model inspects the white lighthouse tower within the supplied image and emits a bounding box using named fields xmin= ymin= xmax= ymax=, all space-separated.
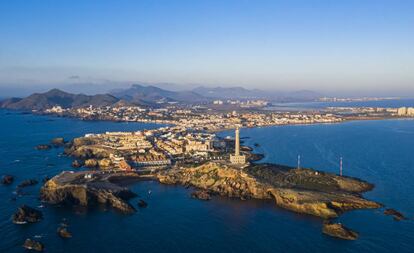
xmin=230 ymin=127 xmax=246 ymax=165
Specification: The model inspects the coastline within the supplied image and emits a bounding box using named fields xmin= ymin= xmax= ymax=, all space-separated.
xmin=3 ymin=108 xmax=414 ymax=134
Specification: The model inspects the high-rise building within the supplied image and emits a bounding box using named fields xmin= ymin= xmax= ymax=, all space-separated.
xmin=407 ymin=107 xmax=414 ymax=116
xmin=397 ymin=107 xmax=407 ymax=116
xmin=230 ymin=127 xmax=246 ymax=164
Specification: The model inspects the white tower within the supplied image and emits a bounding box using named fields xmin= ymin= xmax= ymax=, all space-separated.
xmin=230 ymin=126 xmax=246 ymax=165
xmin=235 ymin=127 xmax=240 ymax=156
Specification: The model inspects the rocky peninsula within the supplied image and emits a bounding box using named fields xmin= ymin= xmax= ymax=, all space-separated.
xmin=157 ymin=162 xmax=380 ymax=219
xmin=40 ymin=160 xmax=381 ymax=240
xmin=37 ymin=127 xmax=384 ymax=240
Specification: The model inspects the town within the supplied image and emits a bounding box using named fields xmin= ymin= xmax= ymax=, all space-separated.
xmin=66 ymin=124 xmax=248 ymax=172
xmin=44 ymin=103 xmax=414 ymax=132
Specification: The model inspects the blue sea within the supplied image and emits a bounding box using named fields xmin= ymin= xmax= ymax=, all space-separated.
xmin=1 ymin=110 xmax=413 ymax=252
xmin=268 ymin=98 xmax=414 ymax=111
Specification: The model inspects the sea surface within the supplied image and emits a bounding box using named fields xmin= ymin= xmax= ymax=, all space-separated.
xmin=268 ymin=98 xmax=414 ymax=111
xmin=1 ymin=110 xmax=414 ymax=253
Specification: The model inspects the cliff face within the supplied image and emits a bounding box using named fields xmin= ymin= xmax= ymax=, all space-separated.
xmin=158 ymin=162 xmax=381 ymax=219
xmin=158 ymin=162 xmax=269 ymax=199
xmin=65 ymin=137 xmax=111 ymax=160
xmin=40 ymin=171 xmax=137 ymax=213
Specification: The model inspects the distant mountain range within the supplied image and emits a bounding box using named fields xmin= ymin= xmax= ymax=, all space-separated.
xmin=0 ymin=84 xmax=323 ymax=111
xmin=0 ymin=89 xmax=119 ymax=111
xmin=113 ymin=84 xmax=323 ymax=102
xmin=111 ymin=84 xmax=207 ymax=104
xmin=192 ymin=86 xmax=322 ymax=101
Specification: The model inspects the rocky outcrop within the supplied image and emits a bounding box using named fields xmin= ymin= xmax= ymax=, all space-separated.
xmin=40 ymin=171 xmax=138 ymax=213
xmin=35 ymin=144 xmax=51 ymax=150
xmin=71 ymin=160 xmax=83 ymax=168
xmin=23 ymin=239 xmax=44 ymax=252
xmin=138 ymin=199 xmax=148 ymax=208
xmin=18 ymin=179 xmax=39 ymax=188
xmin=322 ymin=222 xmax=358 ymax=240
xmin=191 ymin=190 xmax=211 ymax=200
xmin=158 ymin=162 xmax=380 ymax=219
xmin=64 ymin=137 xmax=111 ymax=159
xmin=267 ymin=188 xmax=379 ymax=219
xmin=51 ymin=137 xmax=66 ymax=147
xmin=12 ymin=205 xmax=43 ymax=224
xmin=84 ymin=159 xmax=98 ymax=168
xmin=57 ymin=226 xmax=72 ymax=238
xmin=384 ymin=208 xmax=406 ymax=221
xmin=1 ymin=175 xmax=14 ymax=185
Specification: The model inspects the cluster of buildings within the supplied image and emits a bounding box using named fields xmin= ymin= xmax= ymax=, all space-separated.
xmin=78 ymin=121 xmax=249 ymax=172
xmin=326 ymin=106 xmax=414 ymax=118
xmin=397 ymin=107 xmax=414 ymax=116
xmin=212 ymin=99 xmax=269 ymax=107
xmin=44 ymin=104 xmax=345 ymax=132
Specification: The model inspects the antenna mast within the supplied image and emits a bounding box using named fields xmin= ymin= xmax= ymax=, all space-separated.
xmin=297 ymin=155 xmax=301 ymax=169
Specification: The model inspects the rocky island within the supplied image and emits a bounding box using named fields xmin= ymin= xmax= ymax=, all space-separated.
xmin=12 ymin=205 xmax=43 ymax=224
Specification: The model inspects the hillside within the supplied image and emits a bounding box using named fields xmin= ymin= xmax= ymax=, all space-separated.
xmin=0 ymin=89 xmax=119 ymax=111
xmin=111 ymin=84 xmax=207 ymax=104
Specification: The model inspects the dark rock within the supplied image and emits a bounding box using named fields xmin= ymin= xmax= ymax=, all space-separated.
xmin=51 ymin=137 xmax=66 ymax=147
xmin=57 ymin=226 xmax=72 ymax=238
xmin=138 ymin=199 xmax=148 ymax=208
xmin=23 ymin=239 xmax=44 ymax=252
xmin=12 ymin=205 xmax=43 ymax=224
xmin=241 ymin=146 xmax=253 ymax=152
xmin=384 ymin=208 xmax=406 ymax=221
xmin=42 ymin=176 xmax=50 ymax=183
xmin=71 ymin=160 xmax=83 ymax=168
xmin=18 ymin=179 xmax=38 ymax=188
xmin=254 ymin=143 xmax=260 ymax=147
xmin=1 ymin=175 xmax=14 ymax=185
xmin=322 ymin=222 xmax=358 ymax=240
xmin=35 ymin=144 xmax=51 ymax=150
xmin=191 ymin=190 xmax=211 ymax=200
xmin=248 ymin=153 xmax=264 ymax=162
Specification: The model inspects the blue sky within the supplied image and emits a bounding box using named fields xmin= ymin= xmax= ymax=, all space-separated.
xmin=0 ymin=0 xmax=413 ymax=96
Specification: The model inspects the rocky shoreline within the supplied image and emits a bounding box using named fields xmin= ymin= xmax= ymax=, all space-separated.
xmin=157 ymin=162 xmax=380 ymax=219
xmin=40 ymin=171 xmax=141 ymax=213
xmin=39 ymin=160 xmax=382 ymax=239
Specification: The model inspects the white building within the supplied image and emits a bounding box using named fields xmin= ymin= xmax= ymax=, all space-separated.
xmin=407 ymin=107 xmax=414 ymax=116
xmin=397 ymin=107 xmax=407 ymax=116
xmin=230 ymin=127 xmax=246 ymax=165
